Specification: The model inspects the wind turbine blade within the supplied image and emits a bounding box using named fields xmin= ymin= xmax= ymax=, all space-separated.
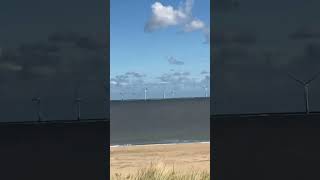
xmin=287 ymin=72 xmax=305 ymax=85
xmin=306 ymin=71 xmax=320 ymax=84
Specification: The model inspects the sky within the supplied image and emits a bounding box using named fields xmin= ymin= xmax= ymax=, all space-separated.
xmin=0 ymin=0 xmax=108 ymax=121
xmin=212 ymin=0 xmax=320 ymax=114
xmin=2 ymin=0 xmax=320 ymax=121
xmin=110 ymin=0 xmax=210 ymax=100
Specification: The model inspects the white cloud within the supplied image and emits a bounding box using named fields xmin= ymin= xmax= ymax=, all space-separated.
xmin=145 ymin=0 xmax=209 ymax=44
xmin=111 ymin=69 xmax=211 ymax=99
xmin=110 ymin=80 xmax=117 ymax=85
xmin=183 ymin=0 xmax=194 ymax=15
xmin=144 ymin=2 xmax=188 ymax=32
xmin=110 ymin=71 xmax=147 ymax=88
xmin=203 ymin=27 xmax=210 ymax=44
xmin=184 ymin=19 xmax=205 ymax=32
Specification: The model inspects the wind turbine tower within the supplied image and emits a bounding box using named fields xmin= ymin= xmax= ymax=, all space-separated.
xmin=287 ymin=71 xmax=320 ymax=114
xmin=171 ymin=90 xmax=175 ymax=98
xmin=74 ymin=87 xmax=82 ymax=120
xmin=120 ymin=92 xmax=124 ymax=101
xmin=203 ymin=86 xmax=208 ymax=97
xmin=144 ymin=88 xmax=148 ymax=101
xmin=104 ymin=79 xmax=108 ymax=117
xmin=32 ymin=97 xmax=41 ymax=122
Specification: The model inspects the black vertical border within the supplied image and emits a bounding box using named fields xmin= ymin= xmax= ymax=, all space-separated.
xmin=106 ymin=0 xmax=111 ymax=178
xmin=210 ymin=0 xmax=215 ymax=179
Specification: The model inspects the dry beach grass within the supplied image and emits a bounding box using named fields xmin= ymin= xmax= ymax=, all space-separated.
xmin=110 ymin=143 xmax=210 ymax=180
xmin=111 ymin=163 xmax=210 ymax=180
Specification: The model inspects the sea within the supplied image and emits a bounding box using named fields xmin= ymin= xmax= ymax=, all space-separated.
xmin=110 ymin=97 xmax=210 ymax=146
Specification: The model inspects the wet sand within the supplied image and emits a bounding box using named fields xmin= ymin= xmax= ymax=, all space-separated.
xmin=110 ymin=142 xmax=210 ymax=175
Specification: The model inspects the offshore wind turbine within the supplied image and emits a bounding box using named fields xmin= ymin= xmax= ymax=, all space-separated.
xmin=144 ymin=87 xmax=148 ymax=101
xmin=171 ymin=89 xmax=175 ymax=98
xmin=163 ymin=89 xmax=166 ymax=99
xmin=74 ymin=86 xmax=82 ymax=120
xmin=104 ymin=79 xmax=108 ymax=117
xmin=202 ymin=86 xmax=208 ymax=97
xmin=287 ymin=71 xmax=320 ymax=114
xmin=120 ymin=92 xmax=124 ymax=101
xmin=32 ymin=96 xmax=41 ymax=122
xmin=159 ymin=82 xmax=168 ymax=99
xmin=205 ymin=86 xmax=208 ymax=97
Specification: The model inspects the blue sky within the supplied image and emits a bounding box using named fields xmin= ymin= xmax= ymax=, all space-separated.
xmin=110 ymin=0 xmax=210 ymax=100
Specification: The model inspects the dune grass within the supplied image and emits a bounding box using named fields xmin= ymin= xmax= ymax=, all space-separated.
xmin=111 ymin=162 xmax=210 ymax=180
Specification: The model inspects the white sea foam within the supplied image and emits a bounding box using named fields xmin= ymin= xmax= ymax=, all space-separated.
xmin=110 ymin=141 xmax=210 ymax=148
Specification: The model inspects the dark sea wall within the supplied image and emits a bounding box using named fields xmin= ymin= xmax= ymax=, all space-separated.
xmin=213 ymin=114 xmax=320 ymax=180
xmin=0 ymin=120 xmax=109 ymax=180
xmin=110 ymin=98 xmax=210 ymax=145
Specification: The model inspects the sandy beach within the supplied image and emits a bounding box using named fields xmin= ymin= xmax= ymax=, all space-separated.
xmin=110 ymin=142 xmax=210 ymax=176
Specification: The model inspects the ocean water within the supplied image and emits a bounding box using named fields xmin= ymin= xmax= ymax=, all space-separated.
xmin=110 ymin=97 xmax=210 ymax=145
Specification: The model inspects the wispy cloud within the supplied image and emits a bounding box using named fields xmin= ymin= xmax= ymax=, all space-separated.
xmin=184 ymin=19 xmax=205 ymax=32
xmin=167 ymin=56 xmax=184 ymax=65
xmin=111 ymin=69 xmax=211 ymax=99
xmin=201 ymin=70 xmax=209 ymax=75
xmin=48 ymin=32 xmax=104 ymax=51
xmin=213 ymin=31 xmax=256 ymax=46
xmin=157 ymin=71 xmax=191 ymax=85
xmin=110 ymin=71 xmax=146 ymax=87
xmin=0 ymin=62 xmax=22 ymax=72
xmin=110 ymin=74 xmax=130 ymax=87
xmin=289 ymin=26 xmax=320 ymax=40
xmin=125 ymin=71 xmax=146 ymax=78
xmin=0 ymin=32 xmax=106 ymax=85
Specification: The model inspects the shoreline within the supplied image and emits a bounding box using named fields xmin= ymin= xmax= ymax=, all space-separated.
xmin=110 ymin=140 xmax=210 ymax=148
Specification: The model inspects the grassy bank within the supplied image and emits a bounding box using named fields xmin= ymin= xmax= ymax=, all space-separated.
xmin=111 ymin=163 xmax=210 ymax=180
